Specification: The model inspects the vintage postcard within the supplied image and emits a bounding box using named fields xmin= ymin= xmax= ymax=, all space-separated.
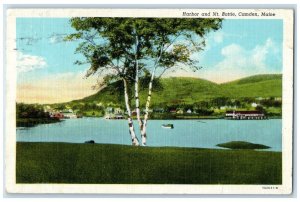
xmin=5 ymin=8 xmax=294 ymax=194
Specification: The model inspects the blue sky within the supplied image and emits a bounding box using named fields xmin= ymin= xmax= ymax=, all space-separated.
xmin=16 ymin=18 xmax=283 ymax=103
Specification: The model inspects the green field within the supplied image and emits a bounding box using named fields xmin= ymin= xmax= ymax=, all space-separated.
xmin=17 ymin=142 xmax=282 ymax=184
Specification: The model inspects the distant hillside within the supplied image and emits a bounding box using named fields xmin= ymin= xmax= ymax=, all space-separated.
xmin=220 ymin=74 xmax=282 ymax=98
xmin=70 ymin=74 xmax=282 ymax=107
xmin=223 ymin=74 xmax=282 ymax=85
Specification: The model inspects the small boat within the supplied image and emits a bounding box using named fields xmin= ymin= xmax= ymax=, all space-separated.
xmin=162 ymin=124 xmax=174 ymax=129
xmin=84 ymin=140 xmax=95 ymax=144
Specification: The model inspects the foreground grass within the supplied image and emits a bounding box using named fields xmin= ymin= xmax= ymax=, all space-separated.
xmin=17 ymin=142 xmax=282 ymax=184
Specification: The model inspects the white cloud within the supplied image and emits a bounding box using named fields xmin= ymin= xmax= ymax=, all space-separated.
xmin=163 ymin=38 xmax=280 ymax=83
xmin=204 ymin=31 xmax=224 ymax=51
xmin=198 ymin=38 xmax=279 ymax=83
xmin=49 ymin=36 xmax=59 ymax=44
xmin=17 ymin=51 xmax=47 ymax=73
xmin=212 ymin=31 xmax=224 ymax=44
xmin=49 ymin=35 xmax=64 ymax=44
xmin=251 ymin=38 xmax=275 ymax=68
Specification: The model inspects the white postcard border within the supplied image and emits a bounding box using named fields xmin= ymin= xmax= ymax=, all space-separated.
xmin=5 ymin=8 xmax=294 ymax=194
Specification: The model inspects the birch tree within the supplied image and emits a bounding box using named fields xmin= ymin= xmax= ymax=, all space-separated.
xmin=139 ymin=18 xmax=223 ymax=145
xmin=66 ymin=17 xmax=222 ymax=146
xmin=66 ymin=18 xmax=144 ymax=146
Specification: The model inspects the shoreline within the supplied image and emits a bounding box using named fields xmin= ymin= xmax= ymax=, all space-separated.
xmin=16 ymin=116 xmax=282 ymax=128
xmin=16 ymin=141 xmax=282 ymax=153
xmin=83 ymin=116 xmax=282 ymax=120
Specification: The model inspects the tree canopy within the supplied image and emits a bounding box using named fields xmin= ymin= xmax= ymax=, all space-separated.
xmin=66 ymin=17 xmax=223 ymax=83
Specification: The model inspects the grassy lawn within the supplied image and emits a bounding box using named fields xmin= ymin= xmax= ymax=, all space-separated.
xmin=16 ymin=142 xmax=282 ymax=184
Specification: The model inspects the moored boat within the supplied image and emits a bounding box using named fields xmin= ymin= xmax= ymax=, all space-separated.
xmin=162 ymin=124 xmax=174 ymax=129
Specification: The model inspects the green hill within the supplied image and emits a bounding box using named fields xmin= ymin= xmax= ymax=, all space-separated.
xmin=223 ymin=74 xmax=282 ymax=85
xmin=220 ymin=74 xmax=282 ymax=98
xmin=70 ymin=74 xmax=282 ymax=107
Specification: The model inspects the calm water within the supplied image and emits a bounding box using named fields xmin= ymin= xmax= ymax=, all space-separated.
xmin=17 ymin=118 xmax=282 ymax=151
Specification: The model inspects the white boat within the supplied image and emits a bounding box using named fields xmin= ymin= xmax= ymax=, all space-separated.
xmin=161 ymin=124 xmax=174 ymax=129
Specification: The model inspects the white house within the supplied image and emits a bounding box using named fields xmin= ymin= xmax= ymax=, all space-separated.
xmin=62 ymin=111 xmax=77 ymax=119
xmin=251 ymin=102 xmax=258 ymax=108
xmin=114 ymin=107 xmax=124 ymax=114
xmin=176 ymin=109 xmax=184 ymax=114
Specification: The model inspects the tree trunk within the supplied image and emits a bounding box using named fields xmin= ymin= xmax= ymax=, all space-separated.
xmin=134 ymin=35 xmax=143 ymax=134
xmin=141 ymin=45 xmax=163 ymax=146
xmin=141 ymin=67 xmax=156 ymax=146
xmin=123 ymin=78 xmax=140 ymax=146
xmin=135 ymin=63 xmax=143 ymax=131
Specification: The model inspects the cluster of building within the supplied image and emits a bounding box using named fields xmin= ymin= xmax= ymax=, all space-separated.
xmin=219 ymin=102 xmax=259 ymax=110
xmin=225 ymin=110 xmax=267 ymax=120
xmin=105 ymin=107 xmax=198 ymax=119
xmin=42 ymin=101 xmax=270 ymax=120
xmin=104 ymin=107 xmax=196 ymax=119
xmin=167 ymin=108 xmax=193 ymax=114
xmin=44 ymin=106 xmax=82 ymax=119
xmin=104 ymin=107 xmax=125 ymax=119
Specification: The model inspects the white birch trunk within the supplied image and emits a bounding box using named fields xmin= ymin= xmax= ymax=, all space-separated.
xmin=134 ymin=34 xmax=144 ymax=134
xmin=123 ymin=78 xmax=140 ymax=146
xmin=141 ymin=45 xmax=164 ymax=146
xmin=135 ymin=63 xmax=143 ymax=131
xmin=141 ymin=67 xmax=156 ymax=146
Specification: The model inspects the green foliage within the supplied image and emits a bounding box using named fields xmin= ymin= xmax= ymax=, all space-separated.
xmin=139 ymin=69 xmax=163 ymax=92
xmin=17 ymin=142 xmax=281 ymax=184
xmin=195 ymin=108 xmax=214 ymax=116
xmin=255 ymin=105 xmax=266 ymax=113
xmin=17 ymin=118 xmax=60 ymax=127
xmin=260 ymin=98 xmax=282 ymax=107
xmin=50 ymin=102 xmax=106 ymax=117
xmin=16 ymin=103 xmax=49 ymax=119
xmin=66 ymin=17 xmax=222 ymax=87
xmin=265 ymin=107 xmax=282 ymax=117
xmin=217 ymin=141 xmax=271 ymax=150
xmin=81 ymin=110 xmax=103 ymax=117
xmin=16 ymin=103 xmax=60 ymax=127
xmin=78 ymin=80 xmax=126 ymax=106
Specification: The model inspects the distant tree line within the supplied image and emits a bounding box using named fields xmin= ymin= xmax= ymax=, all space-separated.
xmin=58 ymin=96 xmax=282 ymax=117
xmin=16 ymin=103 xmax=50 ymax=119
xmin=16 ymin=103 xmax=60 ymax=127
xmin=152 ymin=97 xmax=281 ymax=110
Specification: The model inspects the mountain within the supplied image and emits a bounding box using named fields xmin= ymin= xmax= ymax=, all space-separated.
xmin=70 ymin=74 xmax=282 ymax=107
